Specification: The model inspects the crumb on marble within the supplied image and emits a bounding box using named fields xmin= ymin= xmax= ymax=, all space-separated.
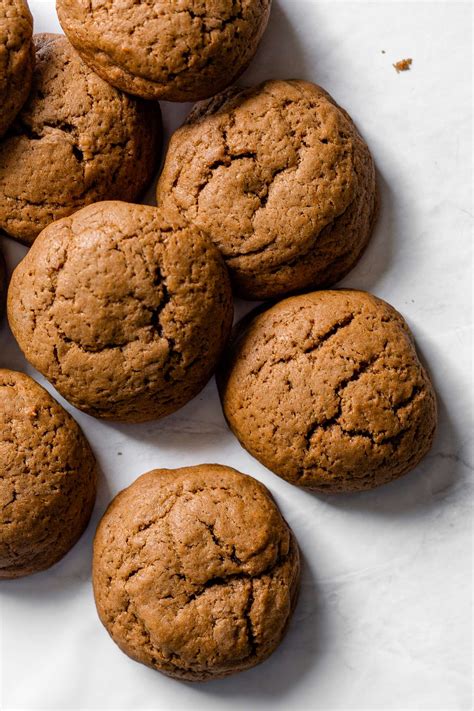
xmin=393 ymin=58 xmax=413 ymax=73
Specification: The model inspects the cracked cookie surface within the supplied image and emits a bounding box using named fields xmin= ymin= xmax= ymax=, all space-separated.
xmin=157 ymin=80 xmax=377 ymax=300
xmin=93 ymin=464 xmax=300 ymax=681
xmin=0 ymin=34 xmax=160 ymax=245
xmin=7 ymin=201 xmax=234 ymax=422
xmin=0 ymin=369 xmax=97 ymax=578
xmin=0 ymin=0 xmax=34 ymax=137
xmin=57 ymin=0 xmax=271 ymax=101
xmin=218 ymin=290 xmax=437 ymax=492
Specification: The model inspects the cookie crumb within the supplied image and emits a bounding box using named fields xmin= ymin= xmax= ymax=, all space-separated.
xmin=393 ymin=58 xmax=412 ymax=73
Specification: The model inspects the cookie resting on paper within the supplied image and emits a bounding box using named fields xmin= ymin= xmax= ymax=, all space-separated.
xmin=0 ymin=369 xmax=97 ymax=578
xmin=93 ymin=464 xmax=300 ymax=680
xmin=57 ymin=0 xmax=272 ymax=101
xmin=157 ymin=79 xmax=377 ymax=300
xmin=218 ymin=290 xmax=437 ymax=492
xmin=0 ymin=34 xmax=160 ymax=245
xmin=7 ymin=201 xmax=233 ymax=422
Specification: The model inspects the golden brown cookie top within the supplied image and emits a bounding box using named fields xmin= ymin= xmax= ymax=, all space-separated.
xmin=0 ymin=34 xmax=160 ymax=244
xmin=0 ymin=0 xmax=34 ymax=136
xmin=0 ymin=369 xmax=97 ymax=578
xmin=57 ymin=0 xmax=271 ymax=101
xmin=0 ymin=0 xmax=32 ymax=63
xmin=8 ymin=201 xmax=233 ymax=422
xmin=219 ymin=290 xmax=437 ymax=493
xmin=157 ymin=80 xmax=376 ymax=298
xmin=93 ymin=464 xmax=300 ymax=680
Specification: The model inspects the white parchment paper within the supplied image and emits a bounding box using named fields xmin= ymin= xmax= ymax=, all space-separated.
xmin=0 ymin=1 xmax=472 ymax=709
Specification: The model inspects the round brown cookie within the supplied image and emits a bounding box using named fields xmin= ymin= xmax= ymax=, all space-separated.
xmin=56 ymin=0 xmax=271 ymax=102
xmin=0 ymin=34 xmax=160 ymax=246
xmin=218 ymin=290 xmax=437 ymax=493
xmin=0 ymin=369 xmax=97 ymax=578
xmin=0 ymin=0 xmax=34 ymax=137
xmin=93 ymin=464 xmax=300 ymax=681
xmin=8 ymin=201 xmax=233 ymax=422
xmin=157 ymin=80 xmax=378 ymax=300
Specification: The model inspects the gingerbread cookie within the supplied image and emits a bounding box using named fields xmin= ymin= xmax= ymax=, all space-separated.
xmin=8 ymin=201 xmax=233 ymax=422
xmin=0 ymin=34 xmax=160 ymax=245
xmin=0 ymin=0 xmax=34 ymax=137
xmin=218 ymin=290 xmax=437 ymax=492
xmin=157 ymin=80 xmax=377 ymax=300
xmin=93 ymin=464 xmax=300 ymax=680
xmin=57 ymin=0 xmax=271 ymax=101
xmin=0 ymin=369 xmax=97 ymax=578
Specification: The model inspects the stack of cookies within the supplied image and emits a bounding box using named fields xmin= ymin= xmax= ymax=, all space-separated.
xmin=0 ymin=0 xmax=437 ymax=683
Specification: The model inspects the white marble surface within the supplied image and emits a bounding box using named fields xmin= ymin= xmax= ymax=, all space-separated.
xmin=0 ymin=1 xmax=472 ymax=709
